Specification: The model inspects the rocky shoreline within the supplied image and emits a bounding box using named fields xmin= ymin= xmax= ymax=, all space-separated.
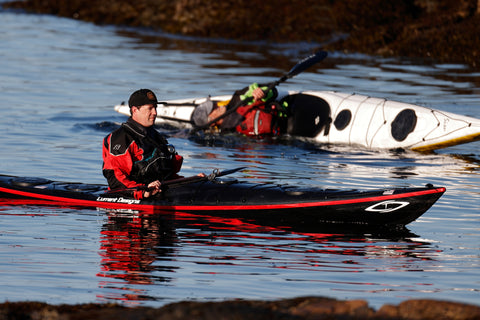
xmin=2 ymin=297 xmax=480 ymax=320
xmin=3 ymin=0 xmax=480 ymax=68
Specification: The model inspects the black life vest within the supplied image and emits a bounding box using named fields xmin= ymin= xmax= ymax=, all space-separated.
xmin=122 ymin=122 xmax=177 ymax=184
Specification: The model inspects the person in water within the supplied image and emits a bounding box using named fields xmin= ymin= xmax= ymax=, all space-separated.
xmin=102 ymin=89 xmax=183 ymax=199
xmin=192 ymin=83 xmax=288 ymax=137
xmin=206 ymin=85 xmax=267 ymax=126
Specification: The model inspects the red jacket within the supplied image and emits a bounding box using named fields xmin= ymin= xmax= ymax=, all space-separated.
xmin=102 ymin=118 xmax=183 ymax=199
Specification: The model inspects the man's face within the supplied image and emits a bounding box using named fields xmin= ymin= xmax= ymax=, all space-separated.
xmin=132 ymin=104 xmax=157 ymax=127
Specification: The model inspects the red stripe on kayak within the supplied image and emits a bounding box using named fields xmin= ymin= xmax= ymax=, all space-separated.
xmin=168 ymin=187 xmax=446 ymax=211
xmin=0 ymin=186 xmax=445 ymax=211
xmin=0 ymin=186 xmax=153 ymax=210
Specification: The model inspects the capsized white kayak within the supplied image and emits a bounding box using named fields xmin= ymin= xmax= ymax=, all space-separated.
xmin=114 ymin=90 xmax=480 ymax=152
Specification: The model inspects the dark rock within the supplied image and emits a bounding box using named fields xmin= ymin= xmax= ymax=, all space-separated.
xmin=1 ymin=298 xmax=479 ymax=320
xmin=378 ymin=299 xmax=480 ymax=320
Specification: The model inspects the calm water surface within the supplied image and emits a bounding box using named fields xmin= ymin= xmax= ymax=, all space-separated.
xmin=0 ymin=5 xmax=479 ymax=309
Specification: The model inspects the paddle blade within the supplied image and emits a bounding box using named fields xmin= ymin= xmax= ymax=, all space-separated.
xmin=286 ymin=50 xmax=327 ymax=78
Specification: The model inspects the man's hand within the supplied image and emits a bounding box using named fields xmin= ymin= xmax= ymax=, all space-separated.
xmin=144 ymin=180 xmax=161 ymax=198
xmin=252 ymin=87 xmax=265 ymax=101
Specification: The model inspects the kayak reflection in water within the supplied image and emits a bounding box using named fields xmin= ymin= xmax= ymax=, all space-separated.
xmin=96 ymin=213 xmax=178 ymax=302
xmin=102 ymin=89 xmax=185 ymax=199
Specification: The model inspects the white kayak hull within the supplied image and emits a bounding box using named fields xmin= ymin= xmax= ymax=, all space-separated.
xmin=114 ymin=90 xmax=480 ymax=152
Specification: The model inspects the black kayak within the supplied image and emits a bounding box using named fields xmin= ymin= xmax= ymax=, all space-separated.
xmin=0 ymin=172 xmax=445 ymax=228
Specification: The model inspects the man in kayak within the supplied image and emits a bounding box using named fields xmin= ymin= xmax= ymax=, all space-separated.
xmin=102 ymin=89 xmax=183 ymax=199
xmin=192 ymin=83 xmax=288 ymax=136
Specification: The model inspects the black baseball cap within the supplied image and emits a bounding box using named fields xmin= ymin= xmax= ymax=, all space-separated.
xmin=128 ymin=89 xmax=159 ymax=108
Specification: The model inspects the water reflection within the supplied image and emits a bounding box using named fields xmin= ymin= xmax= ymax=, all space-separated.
xmin=97 ymin=213 xmax=177 ymax=303
xmin=181 ymin=131 xmax=480 ymax=189
xmin=96 ymin=209 xmax=440 ymax=303
xmin=115 ymin=28 xmax=480 ymax=100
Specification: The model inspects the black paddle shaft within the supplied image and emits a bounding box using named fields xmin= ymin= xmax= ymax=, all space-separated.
xmin=107 ymin=167 xmax=246 ymax=194
xmin=161 ymin=166 xmax=246 ymax=189
xmin=191 ymin=50 xmax=328 ymax=132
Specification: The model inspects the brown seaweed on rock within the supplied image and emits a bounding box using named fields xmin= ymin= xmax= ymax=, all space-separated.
xmin=3 ymin=0 xmax=480 ymax=67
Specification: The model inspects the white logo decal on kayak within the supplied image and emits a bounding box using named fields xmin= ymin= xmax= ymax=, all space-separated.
xmin=365 ymin=200 xmax=409 ymax=213
xmin=96 ymin=196 xmax=141 ymax=204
